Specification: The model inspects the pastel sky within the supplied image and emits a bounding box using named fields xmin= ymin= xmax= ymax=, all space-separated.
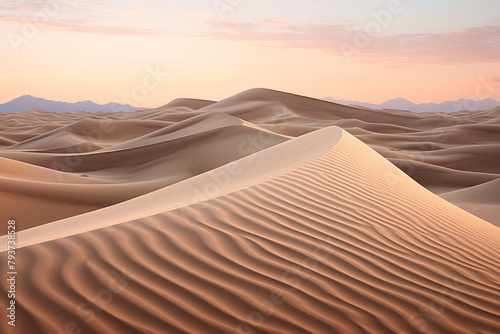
xmin=1 ymin=0 xmax=499 ymax=107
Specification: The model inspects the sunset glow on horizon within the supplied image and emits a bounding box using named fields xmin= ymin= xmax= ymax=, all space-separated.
xmin=1 ymin=0 xmax=499 ymax=108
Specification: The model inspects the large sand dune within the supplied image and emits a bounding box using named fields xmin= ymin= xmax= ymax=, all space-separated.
xmin=1 ymin=89 xmax=499 ymax=333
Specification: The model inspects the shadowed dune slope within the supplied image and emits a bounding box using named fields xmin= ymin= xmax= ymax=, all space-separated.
xmin=0 ymin=112 xmax=289 ymax=230
xmin=440 ymin=179 xmax=500 ymax=227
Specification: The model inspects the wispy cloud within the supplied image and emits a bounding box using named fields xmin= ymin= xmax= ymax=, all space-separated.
xmin=2 ymin=1 xmax=499 ymax=66
xmin=0 ymin=1 xmax=43 ymax=12
xmin=367 ymin=25 xmax=500 ymax=64
xmin=70 ymin=2 xmax=112 ymax=13
xmin=0 ymin=0 xmax=114 ymax=14
xmin=199 ymin=20 xmax=500 ymax=65
xmin=0 ymin=0 xmax=169 ymax=36
xmin=0 ymin=17 xmax=166 ymax=36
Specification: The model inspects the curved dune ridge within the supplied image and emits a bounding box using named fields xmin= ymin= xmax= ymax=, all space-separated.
xmin=0 ymin=88 xmax=499 ymax=333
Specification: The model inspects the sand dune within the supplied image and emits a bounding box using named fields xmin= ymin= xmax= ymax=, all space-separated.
xmin=162 ymin=98 xmax=216 ymax=110
xmin=1 ymin=89 xmax=499 ymax=333
xmin=440 ymin=179 xmax=500 ymax=227
xmin=0 ymin=112 xmax=290 ymax=229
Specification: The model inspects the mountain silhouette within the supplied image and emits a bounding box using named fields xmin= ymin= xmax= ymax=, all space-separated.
xmin=325 ymin=96 xmax=500 ymax=112
xmin=0 ymin=95 xmax=140 ymax=112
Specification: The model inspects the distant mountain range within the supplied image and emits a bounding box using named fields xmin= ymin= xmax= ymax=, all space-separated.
xmin=325 ymin=97 xmax=500 ymax=112
xmin=0 ymin=95 xmax=140 ymax=113
xmin=1 ymin=94 xmax=499 ymax=113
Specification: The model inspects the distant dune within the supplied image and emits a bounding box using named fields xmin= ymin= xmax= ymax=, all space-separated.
xmin=1 ymin=88 xmax=499 ymax=333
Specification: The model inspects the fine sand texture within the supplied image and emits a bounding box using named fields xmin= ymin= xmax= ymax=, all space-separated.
xmin=1 ymin=88 xmax=499 ymax=333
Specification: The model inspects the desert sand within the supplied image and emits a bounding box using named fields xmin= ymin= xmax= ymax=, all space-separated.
xmin=0 ymin=88 xmax=499 ymax=333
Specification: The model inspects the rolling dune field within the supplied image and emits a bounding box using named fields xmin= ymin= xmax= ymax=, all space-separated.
xmin=1 ymin=89 xmax=499 ymax=334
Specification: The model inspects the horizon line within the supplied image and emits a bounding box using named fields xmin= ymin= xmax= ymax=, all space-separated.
xmin=2 ymin=92 xmax=499 ymax=108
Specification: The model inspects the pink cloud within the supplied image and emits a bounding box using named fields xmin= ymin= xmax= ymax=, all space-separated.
xmin=0 ymin=17 xmax=165 ymax=36
xmin=366 ymin=25 xmax=500 ymax=64
xmin=0 ymin=1 xmax=162 ymax=36
xmin=200 ymin=21 xmax=500 ymax=65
